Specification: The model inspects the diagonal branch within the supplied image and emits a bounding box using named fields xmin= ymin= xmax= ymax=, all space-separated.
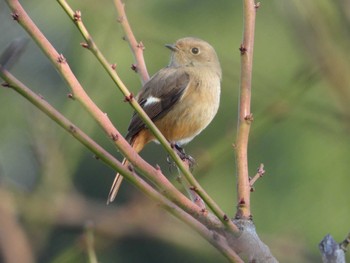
xmin=56 ymin=0 xmax=238 ymax=233
xmin=4 ymin=0 xmax=225 ymax=233
xmin=0 ymin=67 xmax=243 ymax=263
xmin=113 ymin=0 xmax=150 ymax=84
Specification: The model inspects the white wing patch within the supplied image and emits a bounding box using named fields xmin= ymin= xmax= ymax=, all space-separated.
xmin=144 ymin=96 xmax=161 ymax=107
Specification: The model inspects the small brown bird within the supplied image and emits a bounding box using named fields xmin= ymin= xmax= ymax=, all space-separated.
xmin=107 ymin=37 xmax=222 ymax=203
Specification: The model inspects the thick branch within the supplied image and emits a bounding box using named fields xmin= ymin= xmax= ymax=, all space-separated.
xmin=319 ymin=234 xmax=347 ymax=263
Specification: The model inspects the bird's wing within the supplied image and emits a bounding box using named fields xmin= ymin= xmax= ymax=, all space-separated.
xmin=126 ymin=68 xmax=190 ymax=141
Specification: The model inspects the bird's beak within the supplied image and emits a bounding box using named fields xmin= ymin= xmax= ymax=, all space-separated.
xmin=165 ymin=44 xmax=178 ymax=52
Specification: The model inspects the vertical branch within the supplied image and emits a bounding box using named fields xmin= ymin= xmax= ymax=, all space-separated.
xmin=113 ymin=0 xmax=149 ymax=84
xmin=235 ymin=0 xmax=258 ymax=219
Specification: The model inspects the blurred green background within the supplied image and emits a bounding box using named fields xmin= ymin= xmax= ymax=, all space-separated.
xmin=0 ymin=0 xmax=349 ymax=262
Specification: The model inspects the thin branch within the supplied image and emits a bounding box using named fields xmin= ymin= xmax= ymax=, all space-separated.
xmin=56 ymin=0 xmax=238 ymax=233
xmin=0 ymin=67 xmax=149 ymax=195
xmin=5 ymin=0 xmax=219 ymax=231
xmin=113 ymin=0 xmax=149 ymax=84
xmin=0 ymin=67 xmax=242 ymax=262
xmin=249 ymin=163 xmax=265 ymax=190
xmin=235 ymin=0 xmax=258 ymax=219
xmin=85 ymin=223 xmax=98 ymax=263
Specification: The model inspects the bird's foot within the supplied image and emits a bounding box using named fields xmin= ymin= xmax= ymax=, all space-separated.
xmin=171 ymin=143 xmax=196 ymax=170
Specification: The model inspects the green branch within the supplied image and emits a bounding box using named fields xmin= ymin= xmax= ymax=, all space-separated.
xmin=113 ymin=0 xmax=150 ymax=84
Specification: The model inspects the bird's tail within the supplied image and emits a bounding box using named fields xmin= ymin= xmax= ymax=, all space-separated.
xmin=106 ymin=134 xmax=147 ymax=204
xmin=107 ymin=157 xmax=128 ymax=204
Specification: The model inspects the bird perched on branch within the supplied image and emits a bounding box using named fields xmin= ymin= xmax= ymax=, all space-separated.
xmin=107 ymin=37 xmax=222 ymax=204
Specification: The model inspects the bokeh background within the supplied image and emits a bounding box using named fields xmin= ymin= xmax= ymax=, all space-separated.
xmin=0 ymin=0 xmax=349 ymax=262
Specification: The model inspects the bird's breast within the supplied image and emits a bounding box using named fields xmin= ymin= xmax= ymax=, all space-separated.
xmin=154 ymin=72 xmax=221 ymax=145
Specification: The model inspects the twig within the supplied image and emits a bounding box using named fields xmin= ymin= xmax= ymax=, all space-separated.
xmin=235 ymin=0 xmax=258 ymax=219
xmin=56 ymin=0 xmax=238 ymax=233
xmin=113 ymin=0 xmax=149 ymax=84
xmin=249 ymin=163 xmax=265 ymax=190
xmin=85 ymin=222 xmax=98 ymax=263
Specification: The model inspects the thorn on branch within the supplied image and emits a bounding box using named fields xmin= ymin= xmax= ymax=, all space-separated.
xmin=69 ymin=125 xmax=77 ymax=133
xmin=189 ymin=186 xmax=198 ymax=192
xmin=239 ymin=44 xmax=247 ymax=55
xmin=67 ymin=93 xmax=75 ymax=100
xmin=1 ymin=82 xmax=10 ymax=88
xmin=223 ymin=214 xmax=229 ymax=221
xmin=238 ymin=198 xmax=246 ymax=205
xmin=255 ymin=2 xmax=261 ymax=9
xmin=131 ymin=64 xmax=138 ymax=72
xmin=244 ymin=113 xmax=254 ymax=122
xmin=124 ymin=93 xmax=134 ymax=102
xmin=250 ymin=185 xmax=255 ymax=192
xmin=111 ymin=133 xmax=119 ymax=141
xmin=127 ymin=163 xmax=134 ymax=172
xmin=57 ymin=54 xmax=67 ymax=64
xmin=117 ymin=16 xmax=124 ymax=23
xmin=11 ymin=12 xmax=19 ymax=21
xmin=80 ymin=42 xmax=89 ymax=49
xmin=200 ymin=208 xmax=208 ymax=215
xmin=73 ymin=10 xmax=82 ymax=22
xmin=111 ymin=63 xmax=117 ymax=70
xmin=38 ymin=94 xmax=44 ymax=99
xmin=137 ymin=41 xmax=145 ymax=51
xmin=93 ymin=154 xmax=100 ymax=160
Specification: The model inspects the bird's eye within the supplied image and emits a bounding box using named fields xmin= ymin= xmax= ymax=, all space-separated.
xmin=191 ymin=47 xmax=200 ymax=55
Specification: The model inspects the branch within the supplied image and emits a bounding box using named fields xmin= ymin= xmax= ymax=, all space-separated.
xmin=249 ymin=163 xmax=265 ymax=191
xmin=113 ymin=0 xmax=150 ymax=84
xmin=2 ymin=1 xmax=282 ymax=261
xmin=319 ymin=234 xmax=347 ymax=263
xmin=235 ymin=0 xmax=258 ymax=219
xmin=56 ymin=0 xmax=238 ymax=232
xmin=84 ymin=223 xmax=99 ymax=263
xmin=5 ymin=0 xmax=219 ymax=232
xmin=0 ymin=67 xmax=242 ymax=262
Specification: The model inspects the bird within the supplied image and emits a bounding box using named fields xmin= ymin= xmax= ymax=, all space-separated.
xmin=107 ymin=37 xmax=222 ymax=204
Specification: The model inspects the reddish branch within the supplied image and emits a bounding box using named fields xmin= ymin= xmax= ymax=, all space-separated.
xmin=113 ymin=0 xmax=150 ymax=84
xmin=235 ymin=0 xmax=258 ymax=219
